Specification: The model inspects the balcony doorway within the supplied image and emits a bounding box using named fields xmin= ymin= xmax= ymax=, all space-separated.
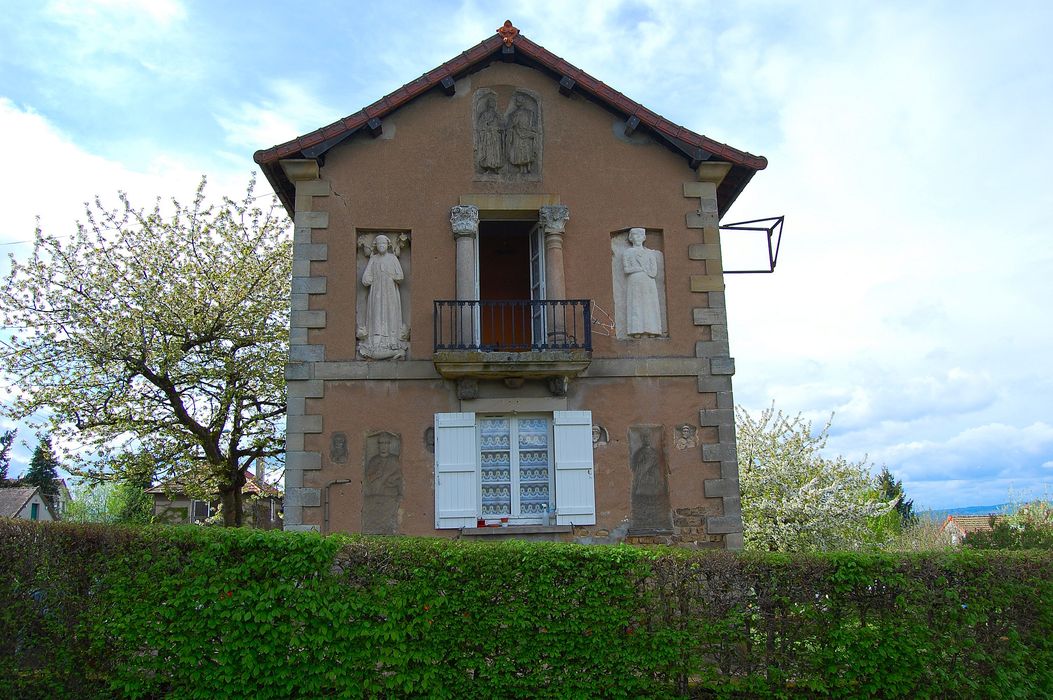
xmin=477 ymin=220 xmax=544 ymax=350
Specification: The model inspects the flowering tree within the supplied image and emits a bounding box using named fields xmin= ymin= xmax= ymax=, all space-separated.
xmin=737 ymin=405 xmax=897 ymax=551
xmin=0 ymin=179 xmax=289 ymax=526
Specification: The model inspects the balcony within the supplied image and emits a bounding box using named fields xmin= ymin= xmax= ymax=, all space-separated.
xmin=432 ymin=299 xmax=592 ymax=380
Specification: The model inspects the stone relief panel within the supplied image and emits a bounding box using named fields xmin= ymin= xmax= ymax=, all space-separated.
xmin=674 ymin=424 xmax=698 ymax=451
xmin=592 ymin=425 xmax=609 ymax=447
xmin=628 ymin=425 xmax=672 ymax=532
xmin=330 ymin=432 xmax=349 ymax=464
xmin=356 ymin=232 xmax=411 ymax=360
xmin=611 ymin=228 xmax=667 ymax=340
xmin=362 ymin=431 xmax=403 ymax=535
xmin=472 ymin=87 xmax=542 ymax=181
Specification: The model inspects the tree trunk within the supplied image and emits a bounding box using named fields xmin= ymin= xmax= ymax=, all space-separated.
xmin=219 ymin=467 xmax=247 ymax=526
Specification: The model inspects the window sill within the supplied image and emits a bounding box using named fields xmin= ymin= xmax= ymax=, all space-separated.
xmin=461 ymin=525 xmax=573 ymax=536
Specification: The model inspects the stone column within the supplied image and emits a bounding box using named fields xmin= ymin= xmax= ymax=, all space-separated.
xmin=538 ymin=204 xmax=569 ymax=300
xmin=450 ymin=205 xmax=479 ymax=346
xmin=539 ymin=205 xmax=570 ymax=343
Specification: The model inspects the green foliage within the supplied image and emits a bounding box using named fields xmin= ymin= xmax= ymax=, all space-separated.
xmin=877 ymin=466 xmax=916 ymax=526
xmin=964 ymin=506 xmax=1053 ymax=551
xmin=1 ymin=523 xmax=1051 ymax=698
xmin=737 ymin=405 xmax=897 ymax=552
xmin=0 ymin=179 xmax=290 ymax=525
xmin=0 ymin=428 xmax=15 ymax=482
xmin=65 ymin=481 xmax=153 ymax=525
xmin=23 ymin=435 xmax=60 ymax=498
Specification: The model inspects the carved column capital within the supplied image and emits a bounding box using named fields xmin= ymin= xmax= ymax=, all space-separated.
xmin=450 ymin=205 xmax=480 ymax=238
xmin=539 ymin=204 xmax=570 ymax=235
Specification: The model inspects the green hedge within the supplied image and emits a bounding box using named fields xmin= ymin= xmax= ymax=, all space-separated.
xmin=1 ymin=521 xmax=1050 ymax=698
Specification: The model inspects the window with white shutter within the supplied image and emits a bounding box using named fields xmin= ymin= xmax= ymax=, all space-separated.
xmin=433 ymin=410 xmax=596 ymax=528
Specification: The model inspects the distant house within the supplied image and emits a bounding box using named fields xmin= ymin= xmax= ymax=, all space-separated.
xmin=147 ymin=470 xmax=283 ymax=528
xmin=941 ymin=514 xmax=1007 ymax=545
xmin=0 ymin=486 xmax=59 ymax=521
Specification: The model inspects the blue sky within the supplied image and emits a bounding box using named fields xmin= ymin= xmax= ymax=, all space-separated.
xmin=1 ymin=0 xmax=1050 ymax=509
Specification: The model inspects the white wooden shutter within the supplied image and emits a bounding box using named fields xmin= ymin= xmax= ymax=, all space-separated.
xmin=434 ymin=412 xmax=478 ymax=529
xmin=553 ymin=410 xmax=595 ymax=525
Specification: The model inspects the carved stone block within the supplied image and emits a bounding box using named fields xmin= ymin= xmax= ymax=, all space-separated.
xmin=362 ymin=431 xmax=403 ymax=535
xmin=473 ymin=87 xmax=542 ymax=182
xmin=628 ymin=426 xmax=672 ymax=532
xmin=611 ymin=229 xmax=668 ymax=340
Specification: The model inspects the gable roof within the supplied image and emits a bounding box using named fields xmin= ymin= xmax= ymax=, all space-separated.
xmin=0 ymin=486 xmax=56 ymax=519
xmin=145 ymin=470 xmax=282 ymax=498
xmin=254 ymin=24 xmax=767 ymax=219
xmin=941 ymin=514 xmax=1007 ymax=534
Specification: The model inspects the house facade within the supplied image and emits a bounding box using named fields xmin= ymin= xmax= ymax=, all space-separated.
xmin=255 ymin=24 xmax=767 ymax=548
xmin=0 ymin=487 xmax=58 ymax=521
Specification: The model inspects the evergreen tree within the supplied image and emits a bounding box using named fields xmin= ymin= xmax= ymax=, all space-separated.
xmin=25 ymin=435 xmax=60 ymax=498
xmin=0 ymin=428 xmax=15 ymax=483
xmin=877 ymin=466 xmax=916 ymax=526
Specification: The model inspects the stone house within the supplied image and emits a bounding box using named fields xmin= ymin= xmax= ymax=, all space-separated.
xmin=941 ymin=514 xmax=1007 ymax=546
xmin=254 ymin=23 xmax=767 ymax=548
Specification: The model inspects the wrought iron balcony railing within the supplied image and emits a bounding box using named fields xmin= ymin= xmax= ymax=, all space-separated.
xmin=434 ymin=299 xmax=592 ymax=352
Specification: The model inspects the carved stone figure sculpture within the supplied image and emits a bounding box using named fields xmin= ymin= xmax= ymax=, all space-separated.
xmin=475 ymin=93 xmax=504 ymax=173
xmin=674 ymin=424 xmax=698 ymax=451
xmin=630 ymin=427 xmax=671 ymax=531
xmin=362 ymin=432 xmax=403 ymax=534
xmin=358 ymin=235 xmax=409 ymax=359
xmin=622 ymin=227 xmax=662 ymax=337
xmin=506 ymin=94 xmax=538 ymax=173
xmin=330 ymin=432 xmax=348 ymax=463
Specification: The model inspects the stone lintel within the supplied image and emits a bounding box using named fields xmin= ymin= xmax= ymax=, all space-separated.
xmin=710 ymin=357 xmax=736 ymax=375
xmin=290 ymin=310 xmax=326 ymax=329
xmin=461 ymin=397 xmax=569 ymax=413
xmin=688 ymin=243 xmax=722 ymax=260
xmin=695 ymin=340 xmax=731 ymax=358
xmin=294 ymin=211 xmax=329 ymax=229
xmin=705 ymin=514 xmax=742 ymax=535
xmin=699 ymin=408 xmax=734 ymax=426
xmin=697 ymin=375 xmax=732 ymax=393
xmin=693 ymin=308 xmax=727 ymax=326
xmin=291 ymin=276 xmax=327 ymax=295
xmin=285 ymin=362 xmax=312 ymax=381
xmin=287 ymin=380 xmax=324 ymax=398
xmin=704 ymin=478 xmax=739 ymax=498
xmin=287 ymin=451 xmax=322 ymax=471
xmin=287 ymin=414 xmax=322 ymax=434
xmin=690 ymin=275 xmax=725 ymax=293
xmin=280 ymin=159 xmax=320 ymax=182
xmin=289 ymin=344 xmax=324 ymax=363
xmin=294 ymin=243 xmax=328 ymax=261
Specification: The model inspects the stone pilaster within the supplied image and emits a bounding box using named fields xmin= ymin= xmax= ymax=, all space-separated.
xmin=685 ymin=162 xmax=743 ymax=549
xmin=280 ymin=158 xmax=327 ymax=532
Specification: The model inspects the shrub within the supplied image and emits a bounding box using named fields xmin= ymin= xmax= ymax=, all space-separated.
xmin=1 ymin=521 xmax=1050 ymax=698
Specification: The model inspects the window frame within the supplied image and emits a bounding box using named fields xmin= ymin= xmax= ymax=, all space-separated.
xmin=477 ymin=413 xmax=554 ymax=525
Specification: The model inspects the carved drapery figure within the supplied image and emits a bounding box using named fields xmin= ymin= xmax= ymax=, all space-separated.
xmin=475 ymin=94 xmax=504 ymax=173
xmin=358 ymin=235 xmax=409 ymax=359
xmin=623 ymin=227 xmax=662 ymax=337
xmin=362 ymin=432 xmax=403 ymax=534
xmin=630 ymin=429 xmax=671 ymax=531
xmin=330 ymin=432 xmax=348 ymax=463
xmin=505 ymin=94 xmax=538 ymax=173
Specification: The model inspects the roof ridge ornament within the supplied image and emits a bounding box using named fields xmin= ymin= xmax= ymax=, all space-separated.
xmin=497 ymin=20 xmax=519 ymax=46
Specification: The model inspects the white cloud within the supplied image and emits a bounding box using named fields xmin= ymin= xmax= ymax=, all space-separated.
xmin=213 ymin=80 xmax=343 ymax=152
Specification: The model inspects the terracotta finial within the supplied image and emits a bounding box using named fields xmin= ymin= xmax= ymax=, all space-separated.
xmin=497 ymin=20 xmax=519 ymax=46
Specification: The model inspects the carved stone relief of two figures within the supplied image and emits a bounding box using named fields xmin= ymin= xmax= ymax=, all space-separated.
xmin=473 ymin=88 xmax=542 ymax=180
xmin=357 ymin=233 xmax=410 ymax=360
xmin=611 ymin=228 xmax=667 ymax=339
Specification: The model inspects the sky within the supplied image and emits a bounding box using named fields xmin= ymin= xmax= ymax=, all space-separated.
xmin=0 ymin=0 xmax=1050 ymax=509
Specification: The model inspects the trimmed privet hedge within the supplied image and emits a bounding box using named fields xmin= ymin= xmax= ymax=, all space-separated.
xmin=1 ymin=522 xmax=1051 ymax=698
